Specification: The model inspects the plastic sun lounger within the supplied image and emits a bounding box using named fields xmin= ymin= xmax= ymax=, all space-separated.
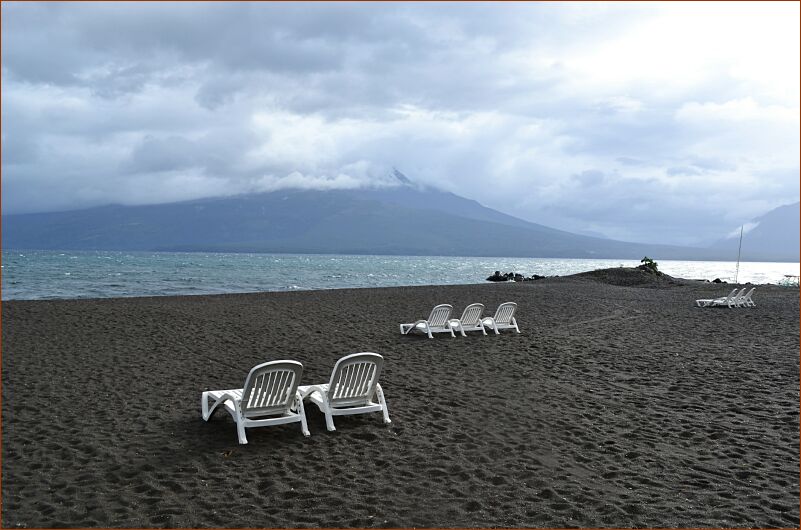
xmin=732 ymin=288 xmax=749 ymax=307
xmin=399 ymin=303 xmax=455 ymax=338
xmin=449 ymin=303 xmax=487 ymax=336
xmin=298 ymin=352 xmax=391 ymax=432
xmin=202 ymin=360 xmax=309 ymax=444
xmin=696 ymin=288 xmax=739 ymax=308
xmin=482 ymin=302 xmax=520 ymax=334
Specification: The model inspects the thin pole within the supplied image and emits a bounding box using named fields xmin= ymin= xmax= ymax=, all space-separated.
xmin=734 ymin=225 xmax=743 ymax=284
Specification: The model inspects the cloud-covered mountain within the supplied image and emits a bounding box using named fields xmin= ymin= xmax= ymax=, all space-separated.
xmin=711 ymin=202 xmax=799 ymax=262
xmin=6 ymin=173 xmax=794 ymax=261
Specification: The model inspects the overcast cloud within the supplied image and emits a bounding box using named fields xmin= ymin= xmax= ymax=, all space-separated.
xmin=2 ymin=1 xmax=799 ymax=245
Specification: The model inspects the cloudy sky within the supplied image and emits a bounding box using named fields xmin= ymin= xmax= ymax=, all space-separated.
xmin=2 ymin=1 xmax=799 ymax=246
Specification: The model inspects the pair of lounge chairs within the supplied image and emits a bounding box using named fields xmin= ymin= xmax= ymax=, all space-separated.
xmin=400 ymin=302 xmax=520 ymax=338
xmin=696 ymin=287 xmax=756 ymax=308
xmin=201 ymin=353 xmax=390 ymax=444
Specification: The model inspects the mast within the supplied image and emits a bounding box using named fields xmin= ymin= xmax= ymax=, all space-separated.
xmin=734 ymin=224 xmax=743 ymax=284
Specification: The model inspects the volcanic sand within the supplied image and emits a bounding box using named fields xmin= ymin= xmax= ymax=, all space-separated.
xmin=2 ymin=269 xmax=799 ymax=527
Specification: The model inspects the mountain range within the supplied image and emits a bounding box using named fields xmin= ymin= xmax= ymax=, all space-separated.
xmin=3 ymin=172 xmax=798 ymax=261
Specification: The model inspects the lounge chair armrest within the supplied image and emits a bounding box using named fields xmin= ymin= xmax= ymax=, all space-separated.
xmin=291 ymin=391 xmax=304 ymax=411
xmin=214 ymin=391 xmax=241 ymax=405
xmin=400 ymin=319 xmax=429 ymax=334
xmin=299 ymin=385 xmax=327 ymax=399
xmin=215 ymin=392 xmax=245 ymax=418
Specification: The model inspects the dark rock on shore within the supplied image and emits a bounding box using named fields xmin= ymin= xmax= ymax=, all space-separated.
xmin=524 ymin=274 xmax=546 ymax=281
xmin=486 ymin=271 xmax=510 ymax=282
xmin=487 ymin=271 xmax=548 ymax=282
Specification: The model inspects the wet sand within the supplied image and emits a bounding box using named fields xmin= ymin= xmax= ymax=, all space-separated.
xmin=2 ymin=269 xmax=799 ymax=527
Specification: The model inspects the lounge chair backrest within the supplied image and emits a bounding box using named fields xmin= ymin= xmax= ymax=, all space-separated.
xmin=459 ymin=303 xmax=484 ymax=326
xmin=743 ymin=287 xmax=755 ymax=302
xmin=427 ymin=304 xmax=453 ymax=328
xmin=240 ymin=360 xmax=303 ymax=418
xmin=493 ymin=302 xmax=517 ymax=324
xmin=327 ymin=352 xmax=384 ymax=407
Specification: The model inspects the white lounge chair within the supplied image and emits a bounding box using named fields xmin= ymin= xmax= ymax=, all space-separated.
xmin=399 ymin=304 xmax=455 ymax=338
xmin=299 ymin=352 xmax=390 ymax=432
xmin=202 ymin=360 xmax=309 ymax=444
xmin=482 ymin=302 xmax=520 ymax=334
xmin=741 ymin=287 xmax=756 ymax=307
xmin=696 ymin=288 xmax=739 ymax=308
xmin=449 ymin=303 xmax=487 ymax=336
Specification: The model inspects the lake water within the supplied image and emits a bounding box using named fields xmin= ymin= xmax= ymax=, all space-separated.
xmin=2 ymin=250 xmax=799 ymax=301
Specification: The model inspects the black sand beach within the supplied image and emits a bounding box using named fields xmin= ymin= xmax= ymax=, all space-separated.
xmin=2 ymin=270 xmax=799 ymax=527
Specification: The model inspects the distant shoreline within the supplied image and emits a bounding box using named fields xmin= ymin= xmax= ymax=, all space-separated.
xmin=3 ymin=266 xmax=797 ymax=304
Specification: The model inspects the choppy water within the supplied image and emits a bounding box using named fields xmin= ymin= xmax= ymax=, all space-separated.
xmin=2 ymin=250 xmax=799 ymax=301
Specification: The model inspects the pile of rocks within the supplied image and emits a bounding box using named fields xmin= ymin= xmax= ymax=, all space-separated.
xmin=486 ymin=271 xmax=547 ymax=282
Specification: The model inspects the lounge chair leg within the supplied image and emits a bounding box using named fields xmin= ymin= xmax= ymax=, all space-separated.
xmin=320 ymin=398 xmax=337 ymax=431
xmin=513 ymin=318 xmax=520 ymax=333
xmin=324 ymin=411 xmax=336 ymax=432
xmin=201 ymin=392 xmax=210 ymax=421
xmin=297 ymin=397 xmax=310 ymax=437
xmin=376 ymin=384 xmax=391 ymax=424
xmin=236 ymin=420 xmax=248 ymax=445
xmin=201 ymin=392 xmax=223 ymax=421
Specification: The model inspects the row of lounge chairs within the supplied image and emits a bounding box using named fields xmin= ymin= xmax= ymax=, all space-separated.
xmin=696 ymin=287 xmax=756 ymax=308
xmin=400 ymin=301 xmax=520 ymax=338
xmin=202 ymin=353 xmax=391 ymax=444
